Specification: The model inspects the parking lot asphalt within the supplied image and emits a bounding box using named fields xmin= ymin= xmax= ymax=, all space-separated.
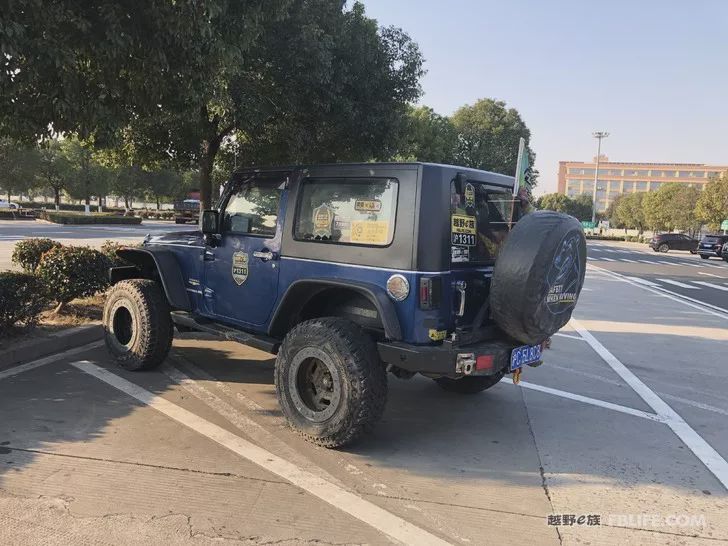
xmin=1 ymin=259 xmax=727 ymax=545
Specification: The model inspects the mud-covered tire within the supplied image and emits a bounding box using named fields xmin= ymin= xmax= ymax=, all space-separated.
xmin=433 ymin=372 xmax=504 ymax=394
xmin=103 ymin=279 xmax=173 ymax=371
xmin=490 ymin=211 xmax=587 ymax=345
xmin=275 ymin=318 xmax=387 ymax=448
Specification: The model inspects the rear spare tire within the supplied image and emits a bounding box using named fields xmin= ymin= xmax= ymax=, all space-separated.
xmin=490 ymin=211 xmax=586 ymax=345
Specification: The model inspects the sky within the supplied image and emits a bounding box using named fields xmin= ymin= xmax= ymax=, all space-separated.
xmin=360 ymin=0 xmax=728 ymax=195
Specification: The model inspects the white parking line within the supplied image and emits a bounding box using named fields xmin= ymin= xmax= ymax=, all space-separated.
xmin=590 ymin=265 xmax=728 ymax=318
xmin=698 ymin=271 xmax=726 ymax=279
xmin=601 ymin=257 xmax=617 ymax=262
xmin=72 ymin=361 xmax=451 ymax=546
xmin=570 ymin=320 xmax=728 ymax=490
xmin=656 ymin=260 xmax=676 ymax=265
xmin=693 ymin=281 xmax=728 ymax=292
xmin=552 ymin=332 xmax=584 ymax=341
xmin=619 ymin=258 xmax=639 ymax=263
xmin=503 ymin=379 xmax=665 ymax=423
xmin=625 ymin=276 xmax=659 ymax=287
xmin=657 ymin=279 xmax=699 ymax=289
xmin=637 ymin=259 xmax=655 ymax=264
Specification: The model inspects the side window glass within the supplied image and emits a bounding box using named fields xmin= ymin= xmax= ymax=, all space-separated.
xmin=223 ymin=183 xmax=281 ymax=237
xmin=294 ymin=178 xmax=398 ymax=246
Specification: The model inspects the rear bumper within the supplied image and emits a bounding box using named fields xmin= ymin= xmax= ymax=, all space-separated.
xmin=698 ymin=249 xmax=721 ymax=257
xmin=377 ymin=338 xmax=529 ymax=377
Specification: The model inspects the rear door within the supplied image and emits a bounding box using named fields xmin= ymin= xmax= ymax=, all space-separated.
xmin=201 ymin=177 xmax=286 ymax=327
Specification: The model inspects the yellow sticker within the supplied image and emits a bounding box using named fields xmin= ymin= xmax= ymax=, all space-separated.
xmin=451 ymin=214 xmax=477 ymax=235
xmin=350 ymin=220 xmax=389 ymax=244
xmin=428 ymin=329 xmax=447 ymax=341
xmin=354 ymin=199 xmax=382 ymax=212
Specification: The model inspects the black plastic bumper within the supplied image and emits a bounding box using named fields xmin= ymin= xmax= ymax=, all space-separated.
xmin=377 ymin=338 xmax=521 ymax=377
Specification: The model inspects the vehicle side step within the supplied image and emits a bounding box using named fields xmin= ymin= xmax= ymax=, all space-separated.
xmin=171 ymin=312 xmax=280 ymax=354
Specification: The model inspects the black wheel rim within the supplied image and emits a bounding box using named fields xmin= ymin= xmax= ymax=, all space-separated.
xmin=110 ymin=300 xmax=135 ymax=348
xmin=288 ymin=347 xmax=341 ymax=422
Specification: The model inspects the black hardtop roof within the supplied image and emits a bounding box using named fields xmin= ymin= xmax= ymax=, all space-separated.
xmin=232 ymin=161 xmax=515 ymax=188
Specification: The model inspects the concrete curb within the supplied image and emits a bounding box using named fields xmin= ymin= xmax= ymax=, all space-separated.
xmin=0 ymin=324 xmax=103 ymax=372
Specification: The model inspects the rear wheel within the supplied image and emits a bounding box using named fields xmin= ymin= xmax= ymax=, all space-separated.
xmin=434 ymin=372 xmax=505 ymax=394
xmin=658 ymin=243 xmax=669 ymax=253
xmin=275 ymin=318 xmax=387 ymax=448
xmin=701 ymin=255 xmax=710 ymax=260
xmin=103 ymin=279 xmax=173 ymax=371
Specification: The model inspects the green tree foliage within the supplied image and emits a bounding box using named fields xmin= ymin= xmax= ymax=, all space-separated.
xmin=451 ymin=99 xmax=536 ymax=180
xmin=11 ymin=238 xmax=62 ymax=272
xmin=145 ymin=168 xmax=182 ymax=210
xmin=614 ymin=192 xmax=647 ymax=233
xmin=392 ymin=105 xmax=457 ymax=164
xmin=536 ymin=193 xmax=592 ymax=220
xmin=642 ymin=183 xmax=700 ymax=233
xmin=0 ymin=138 xmax=38 ymax=201
xmin=35 ymin=141 xmax=72 ymax=209
xmin=695 ymin=175 xmax=728 ymax=231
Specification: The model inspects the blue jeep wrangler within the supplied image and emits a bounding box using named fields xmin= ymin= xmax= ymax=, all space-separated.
xmin=104 ymin=163 xmax=586 ymax=447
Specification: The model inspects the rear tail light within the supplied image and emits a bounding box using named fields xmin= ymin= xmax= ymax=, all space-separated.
xmin=475 ymin=355 xmax=494 ymax=371
xmin=419 ymin=277 xmax=441 ymax=310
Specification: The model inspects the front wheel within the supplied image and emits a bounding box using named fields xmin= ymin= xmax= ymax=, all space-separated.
xmin=103 ymin=279 xmax=173 ymax=371
xmin=433 ymin=372 xmax=505 ymax=394
xmin=658 ymin=243 xmax=669 ymax=253
xmin=275 ymin=318 xmax=387 ymax=448
xmin=701 ymin=255 xmax=710 ymax=260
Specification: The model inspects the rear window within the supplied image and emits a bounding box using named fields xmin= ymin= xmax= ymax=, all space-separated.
xmin=450 ymin=180 xmax=517 ymax=264
xmin=294 ymin=178 xmax=398 ymax=246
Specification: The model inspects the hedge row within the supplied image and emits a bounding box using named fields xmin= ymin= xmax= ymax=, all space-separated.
xmin=39 ymin=211 xmax=142 ymax=224
xmin=1 ymin=238 xmax=130 ymax=333
xmin=0 ymin=209 xmax=35 ymax=220
xmin=584 ymin=234 xmax=649 ymax=243
xmin=18 ymin=201 xmax=126 ymax=213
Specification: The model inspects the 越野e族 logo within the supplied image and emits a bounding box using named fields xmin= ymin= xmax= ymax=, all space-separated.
xmin=232 ymin=251 xmax=249 ymax=286
xmin=545 ymin=233 xmax=581 ymax=314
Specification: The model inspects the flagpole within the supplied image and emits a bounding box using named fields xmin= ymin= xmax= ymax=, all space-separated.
xmin=512 ymin=137 xmax=525 ymax=197
xmin=509 ymin=137 xmax=526 ymax=229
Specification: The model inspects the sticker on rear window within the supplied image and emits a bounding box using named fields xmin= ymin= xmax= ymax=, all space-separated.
xmin=354 ymin=199 xmax=382 ymax=212
xmin=350 ymin=220 xmax=389 ymax=244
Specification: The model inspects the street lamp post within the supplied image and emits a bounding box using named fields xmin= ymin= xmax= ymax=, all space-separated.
xmin=591 ymin=131 xmax=609 ymax=224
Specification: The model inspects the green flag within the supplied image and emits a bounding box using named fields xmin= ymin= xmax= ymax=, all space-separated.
xmin=512 ymin=137 xmax=533 ymax=197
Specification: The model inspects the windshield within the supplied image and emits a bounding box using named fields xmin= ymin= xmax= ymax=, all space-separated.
xmin=450 ymin=179 xmax=518 ymax=264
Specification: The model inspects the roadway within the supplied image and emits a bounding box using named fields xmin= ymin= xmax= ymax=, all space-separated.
xmin=586 ymin=241 xmax=728 ymax=312
xmin=0 ymin=219 xmax=193 ymax=270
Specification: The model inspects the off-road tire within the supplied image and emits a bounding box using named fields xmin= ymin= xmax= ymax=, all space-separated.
xmin=434 ymin=372 xmax=505 ymax=394
xmin=104 ymin=279 xmax=173 ymax=371
xmin=701 ymin=255 xmax=709 ymax=260
xmin=275 ymin=318 xmax=387 ymax=448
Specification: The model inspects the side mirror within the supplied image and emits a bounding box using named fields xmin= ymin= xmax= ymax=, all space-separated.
xmin=201 ymin=210 xmax=220 ymax=235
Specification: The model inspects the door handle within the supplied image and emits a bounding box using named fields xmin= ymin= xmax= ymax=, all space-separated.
xmin=203 ymin=249 xmax=215 ymax=261
xmin=253 ymin=250 xmax=275 ymax=261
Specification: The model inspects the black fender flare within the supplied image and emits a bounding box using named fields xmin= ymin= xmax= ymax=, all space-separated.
xmin=113 ymin=248 xmax=191 ymax=311
xmin=269 ymin=278 xmax=402 ymax=341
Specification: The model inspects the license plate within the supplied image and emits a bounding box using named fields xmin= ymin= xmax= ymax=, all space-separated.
xmin=510 ymin=344 xmax=542 ymax=371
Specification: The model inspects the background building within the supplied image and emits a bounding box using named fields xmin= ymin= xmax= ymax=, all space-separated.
xmin=558 ymin=158 xmax=728 ymax=212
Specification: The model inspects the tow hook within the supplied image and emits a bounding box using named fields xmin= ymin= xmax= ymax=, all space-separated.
xmin=455 ymin=353 xmax=476 ymax=375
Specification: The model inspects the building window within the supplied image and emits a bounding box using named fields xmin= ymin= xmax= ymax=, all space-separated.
xmin=635 ymin=181 xmax=648 ymax=191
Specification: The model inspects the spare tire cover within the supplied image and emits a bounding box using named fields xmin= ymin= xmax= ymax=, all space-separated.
xmin=490 ymin=210 xmax=586 ymax=345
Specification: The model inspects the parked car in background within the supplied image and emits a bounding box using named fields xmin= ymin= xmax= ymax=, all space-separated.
xmin=173 ymin=190 xmax=201 ymax=224
xmin=649 ymin=233 xmax=698 ymax=253
xmin=722 ymin=242 xmax=728 ymax=263
xmin=0 ymin=200 xmax=20 ymax=209
xmin=697 ymin=234 xmax=728 ymax=259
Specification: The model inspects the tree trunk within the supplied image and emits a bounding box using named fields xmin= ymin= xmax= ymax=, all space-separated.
xmin=53 ymin=301 xmax=66 ymax=314
xmin=156 ymin=196 xmax=161 ymax=210
xmin=124 ymin=196 xmax=129 ymax=210
xmin=54 ymin=187 xmax=60 ymax=210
